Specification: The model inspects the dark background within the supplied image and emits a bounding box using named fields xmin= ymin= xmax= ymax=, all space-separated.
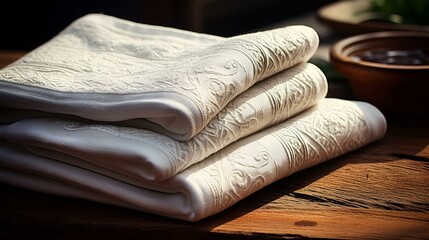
xmin=0 ymin=0 xmax=336 ymax=51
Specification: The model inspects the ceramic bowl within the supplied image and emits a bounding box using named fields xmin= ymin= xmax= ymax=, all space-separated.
xmin=330 ymin=31 xmax=429 ymax=117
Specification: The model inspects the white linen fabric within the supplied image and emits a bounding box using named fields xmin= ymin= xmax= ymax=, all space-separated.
xmin=0 ymin=14 xmax=387 ymax=222
xmin=0 ymin=99 xmax=387 ymax=222
xmin=0 ymin=63 xmax=328 ymax=182
xmin=0 ymin=13 xmax=319 ymax=141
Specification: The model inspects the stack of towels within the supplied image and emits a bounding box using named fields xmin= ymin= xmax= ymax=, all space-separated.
xmin=0 ymin=14 xmax=387 ymax=222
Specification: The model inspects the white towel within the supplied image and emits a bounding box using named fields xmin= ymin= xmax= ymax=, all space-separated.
xmin=0 ymin=13 xmax=319 ymax=141
xmin=0 ymin=63 xmax=327 ymax=182
xmin=0 ymin=98 xmax=387 ymax=221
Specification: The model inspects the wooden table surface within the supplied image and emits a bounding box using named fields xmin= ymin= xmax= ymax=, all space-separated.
xmin=1 ymin=48 xmax=428 ymax=239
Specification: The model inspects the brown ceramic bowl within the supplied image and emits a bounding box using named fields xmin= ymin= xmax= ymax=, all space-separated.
xmin=330 ymin=31 xmax=429 ymax=117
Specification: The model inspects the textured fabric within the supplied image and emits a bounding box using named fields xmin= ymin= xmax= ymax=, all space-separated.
xmin=0 ymin=99 xmax=387 ymax=221
xmin=0 ymin=14 xmax=387 ymax=222
xmin=0 ymin=13 xmax=319 ymax=141
xmin=0 ymin=63 xmax=327 ymax=182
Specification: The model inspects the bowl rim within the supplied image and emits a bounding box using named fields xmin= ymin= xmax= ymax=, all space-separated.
xmin=330 ymin=31 xmax=429 ymax=70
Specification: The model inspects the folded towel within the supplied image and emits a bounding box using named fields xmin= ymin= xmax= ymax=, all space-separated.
xmin=0 ymin=63 xmax=327 ymax=182
xmin=0 ymin=13 xmax=319 ymax=141
xmin=0 ymin=14 xmax=387 ymax=222
xmin=0 ymin=98 xmax=387 ymax=221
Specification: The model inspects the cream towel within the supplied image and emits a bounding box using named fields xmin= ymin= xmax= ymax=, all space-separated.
xmin=0 ymin=63 xmax=327 ymax=182
xmin=0 ymin=99 xmax=387 ymax=222
xmin=0 ymin=13 xmax=319 ymax=140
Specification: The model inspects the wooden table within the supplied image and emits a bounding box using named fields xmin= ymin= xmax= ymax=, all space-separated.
xmin=1 ymin=50 xmax=428 ymax=239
